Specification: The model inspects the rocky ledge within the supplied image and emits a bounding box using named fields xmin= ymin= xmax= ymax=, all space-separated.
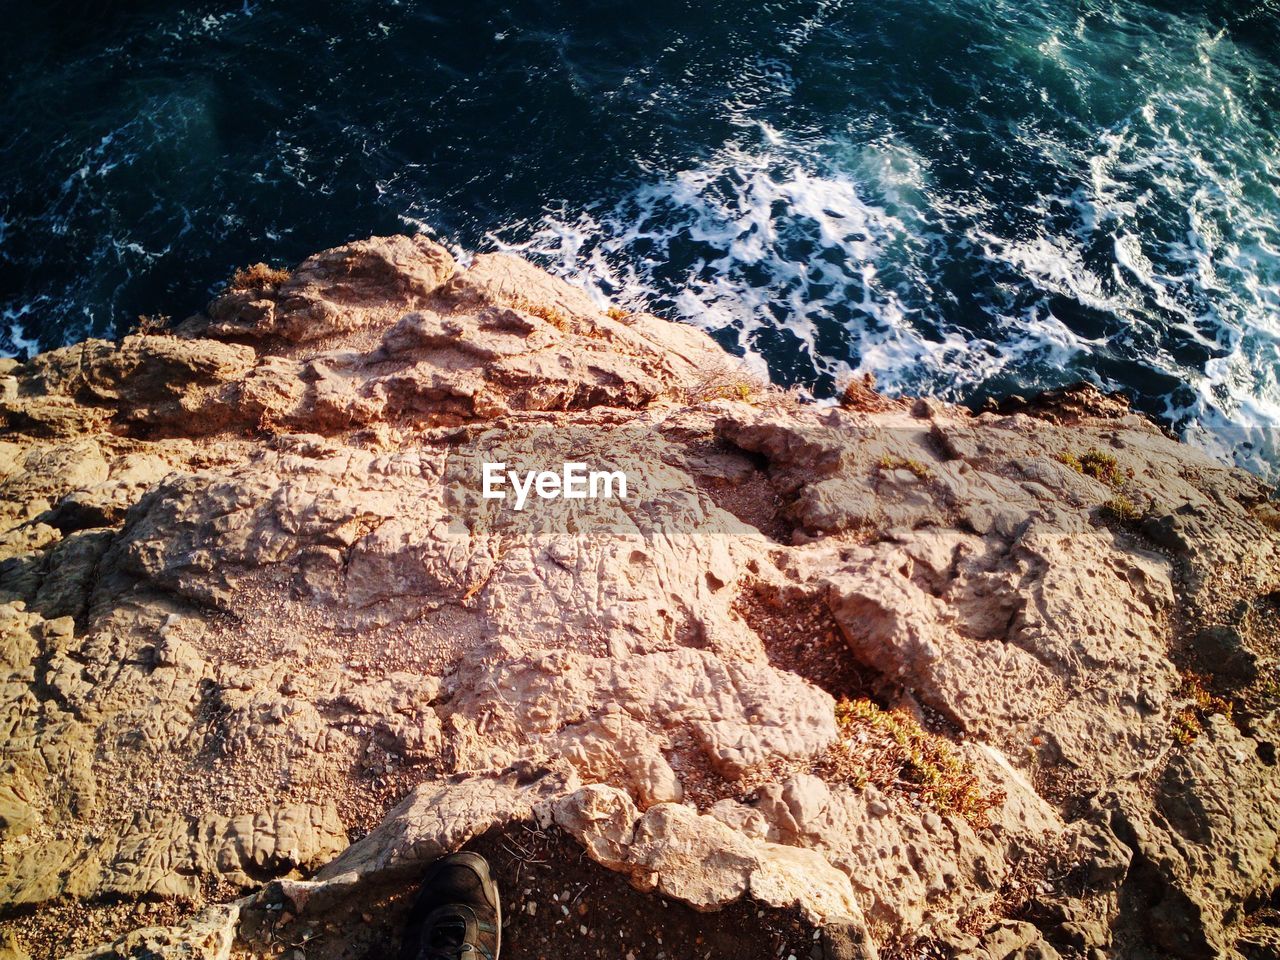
xmin=0 ymin=236 xmax=1278 ymax=960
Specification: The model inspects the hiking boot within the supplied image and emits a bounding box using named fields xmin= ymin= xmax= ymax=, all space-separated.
xmin=399 ymin=851 xmax=501 ymax=960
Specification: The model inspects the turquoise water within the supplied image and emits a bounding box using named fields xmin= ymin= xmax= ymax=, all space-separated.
xmin=3 ymin=1 xmax=1279 ymax=474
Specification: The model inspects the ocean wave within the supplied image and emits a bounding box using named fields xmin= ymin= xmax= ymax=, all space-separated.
xmin=494 ymin=88 xmax=1280 ymax=478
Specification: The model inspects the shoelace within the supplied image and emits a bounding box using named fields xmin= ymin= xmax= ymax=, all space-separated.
xmin=424 ymin=918 xmax=475 ymax=960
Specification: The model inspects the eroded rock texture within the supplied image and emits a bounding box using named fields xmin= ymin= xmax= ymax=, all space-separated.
xmin=0 ymin=236 xmax=1277 ymax=959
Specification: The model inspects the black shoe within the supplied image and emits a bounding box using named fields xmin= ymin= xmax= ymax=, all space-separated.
xmin=399 ymin=851 xmax=501 ymax=960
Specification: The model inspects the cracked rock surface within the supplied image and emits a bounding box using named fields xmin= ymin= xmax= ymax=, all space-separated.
xmin=0 ymin=236 xmax=1278 ymax=959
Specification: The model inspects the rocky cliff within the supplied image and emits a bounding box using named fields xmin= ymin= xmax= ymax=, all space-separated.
xmin=0 ymin=236 xmax=1278 ymax=960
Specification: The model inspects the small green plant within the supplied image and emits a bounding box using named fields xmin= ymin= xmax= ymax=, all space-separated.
xmin=229 ymin=263 xmax=291 ymax=290
xmin=1102 ymin=494 xmax=1142 ymax=522
xmin=1172 ymin=709 xmax=1201 ymax=746
xmin=1172 ymin=672 xmax=1232 ymax=746
xmin=1259 ymin=676 xmax=1280 ymax=702
xmin=1057 ymin=447 xmax=1128 ymax=487
xmin=831 ymin=698 xmax=1004 ymax=828
xmin=877 ymin=453 xmax=933 ymax=481
xmin=702 ymin=381 xmax=756 ymax=403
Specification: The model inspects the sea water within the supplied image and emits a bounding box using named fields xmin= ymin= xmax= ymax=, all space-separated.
xmin=2 ymin=0 xmax=1278 ymax=475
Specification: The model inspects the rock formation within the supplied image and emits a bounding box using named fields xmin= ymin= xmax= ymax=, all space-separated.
xmin=0 ymin=235 xmax=1277 ymax=959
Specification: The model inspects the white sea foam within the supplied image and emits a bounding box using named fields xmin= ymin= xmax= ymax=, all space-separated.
xmin=1081 ymin=87 xmax=1280 ymax=477
xmin=492 ymin=135 xmax=1107 ymax=407
xmin=493 ymin=145 xmax=910 ymax=382
xmin=3 ymin=302 xmax=45 ymax=359
xmin=492 ymin=92 xmax=1280 ymax=479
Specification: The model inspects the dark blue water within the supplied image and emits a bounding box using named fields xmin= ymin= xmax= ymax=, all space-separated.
xmin=3 ymin=1 xmax=1279 ymax=474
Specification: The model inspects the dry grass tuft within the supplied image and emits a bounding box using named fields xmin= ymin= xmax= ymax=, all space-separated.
xmin=823 ymin=698 xmax=1005 ymax=828
xmin=838 ymin=373 xmax=896 ymax=412
xmin=229 ymin=263 xmax=291 ymax=291
xmin=506 ymin=295 xmax=570 ymax=331
xmin=606 ymin=306 xmax=630 ymax=321
xmin=1253 ymin=502 xmax=1280 ymax=532
xmin=135 ymin=314 xmax=172 ymax=336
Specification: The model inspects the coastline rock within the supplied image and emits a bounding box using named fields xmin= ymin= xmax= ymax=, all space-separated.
xmin=0 ymin=235 xmax=1276 ymax=958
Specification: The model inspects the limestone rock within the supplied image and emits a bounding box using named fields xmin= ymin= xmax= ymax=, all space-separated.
xmin=0 ymin=802 xmax=346 ymax=906
xmin=549 ymin=785 xmax=868 ymax=927
xmin=0 ymin=236 xmax=1275 ymax=960
xmin=61 ymin=904 xmax=240 ymax=960
xmin=189 ymin=235 xmax=457 ymax=344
